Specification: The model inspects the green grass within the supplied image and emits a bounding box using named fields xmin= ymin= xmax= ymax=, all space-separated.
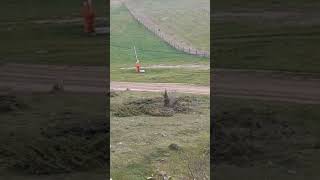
xmin=112 ymin=68 xmax=209 ymax=85
xmin=213 ymin=25 xmax=320 ymax=72
xmin=0 ymin=23 xmax=107 ymax=65
xmin=212 ymin=96 xmax=320 ymax=180
xmin=111 ymin=4 xmax=209 ymax=85
xmin=0 ymin=0 xmax=107 ymax=66
xmin=125 ymin=0 xmax=210 ymax=52
xmin=213 ymin=1 xmax=320 ymax=72
xmin=110 ymin=91 xmax=210 ymax=179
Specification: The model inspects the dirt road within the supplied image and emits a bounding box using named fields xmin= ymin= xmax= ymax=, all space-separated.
xmin=0 ymin=63 xmax=108 ymax=93
xmin=1 ymin=63 xmax=320 ymax=104
xmin=213 ymin=69 xmax=320 ymax=104
xmin=111 ymin=81 xmax=209 ymax=95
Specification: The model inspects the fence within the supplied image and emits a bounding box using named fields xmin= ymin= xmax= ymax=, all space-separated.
xmin=123 ymin=1 xmax=210 ymax=58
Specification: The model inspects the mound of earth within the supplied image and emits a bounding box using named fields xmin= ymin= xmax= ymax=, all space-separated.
xmin=112 ymin=96 xmax=198 ymax=117
xmin=212 ymin=107 xmax=316 ymax=168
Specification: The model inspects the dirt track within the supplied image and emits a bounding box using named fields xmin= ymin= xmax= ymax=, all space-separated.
xmin=111 ymin=81 xmax=209 ymax=95
xmin=1 ymin=63 xmax=320 ymax=104
xmin=213 ymin=69 xmax=320 ymax=104
xmin=0 ymin=63 xmax=108 ymax=93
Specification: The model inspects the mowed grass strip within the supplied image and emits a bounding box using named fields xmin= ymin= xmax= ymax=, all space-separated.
xmin=111 ymin=4 xmax=209 ymax=85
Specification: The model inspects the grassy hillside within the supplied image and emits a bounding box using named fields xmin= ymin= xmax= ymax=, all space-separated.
xmin=110 ymin=4 xmax=209 ymax=85
xmin=125 ymin=0 xmax=210 ymax=52
xmin=0 ymin=0 xmax=107 ymax=65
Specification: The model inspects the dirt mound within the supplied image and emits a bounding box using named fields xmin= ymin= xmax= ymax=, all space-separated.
xmin=2 ymin=112 xmax=108 ymax=174
xmin=0 ymin=95 xmax=26 ymax=113
xmin=112 ymin=96 xmax=197 ymax=117
xmin=213 ymin=107 xmax=315 ymax=167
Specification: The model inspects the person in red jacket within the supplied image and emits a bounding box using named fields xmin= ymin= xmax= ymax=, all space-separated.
xmin=135 ymin=60 xmax=141 ymax=73
xmin=82 ymin=0 xmax=95 ymax=34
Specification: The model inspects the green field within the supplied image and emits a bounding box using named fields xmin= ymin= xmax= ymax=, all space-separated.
xmin=0 ymin=0 xmax=107 ymax=65
xmin=212 ymin=96 xmax=320 ymax=179
xmin=125 ymin=0 xmax=210 ymax=52
xmin=110 ymin=91 xmax=209 ymax=179
xmin=213 ymin=0 xmax=320 ymax=72
xmin=0 ymin=92 xmax=107 ymax=179
xmin=110 ymin=3 xmax=209 ymax=85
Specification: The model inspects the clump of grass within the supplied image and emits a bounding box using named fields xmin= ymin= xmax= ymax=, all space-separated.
xmin=156 ymin=143 xmax=210 ymax=180
xmin=184 ymin=148 xmax=210 ymax=180
xmin=112 ymin=93 xmax=197 ymax=117
xmin=0 ymin=94 xmax=27 ymax=113
xmin=51 ymin=81 xmax=64 ymax=93
xmin=109 ymin=91 xmax=119 ymax=98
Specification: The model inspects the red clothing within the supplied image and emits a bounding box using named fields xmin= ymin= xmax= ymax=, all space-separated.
xmin=82 ymin=2 xmax=95 ymax=33
xmin=135 ymin=63 xmax=141 ymax=72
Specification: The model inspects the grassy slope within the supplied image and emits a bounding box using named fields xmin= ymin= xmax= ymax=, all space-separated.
xmin=0 ymin=0 xmax=107 ymax=65
xmin=213 ymin=0 xmax=320 ymax=72
xmin=212 ymin=96 xmax=320 ymax=180
xmin=110 ymin=4 xmax=209 ymax=85
xmin=110 ymin=91 xmax=209 ymax=179
xmin=126 ymin=0 xmax=210 ymax=52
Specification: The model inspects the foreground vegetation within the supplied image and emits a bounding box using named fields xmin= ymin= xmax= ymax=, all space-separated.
xmin=0 ymin=92 xmax=108 ymax=179
xmin=212 ymin=96 xmax=320 ymax=180
xmin=110 ymin=91 xmax=209 ymax=179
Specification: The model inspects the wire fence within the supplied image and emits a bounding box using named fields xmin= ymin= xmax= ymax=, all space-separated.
xmin=122 ymin=1 xmax=210 ymax=58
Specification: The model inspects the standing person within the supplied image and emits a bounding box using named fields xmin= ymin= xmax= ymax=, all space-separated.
xmin=135 ymin=59 xmax=141 ymax=73
xmin=82 ymin=0 xmax=96 ymax=34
